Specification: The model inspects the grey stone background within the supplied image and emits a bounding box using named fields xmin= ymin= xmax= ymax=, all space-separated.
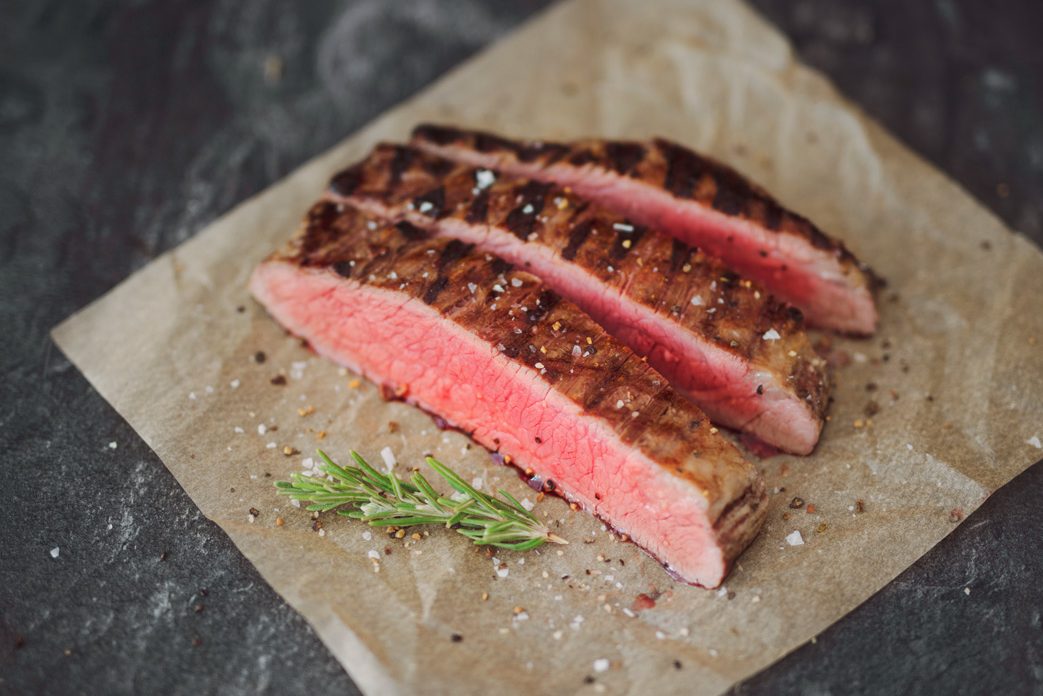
xmin=1 ymin=1 xmax=1040 ymax=694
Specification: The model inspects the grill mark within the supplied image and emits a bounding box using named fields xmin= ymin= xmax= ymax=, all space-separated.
xmin=712 ymin=180 xmax=745 ymax=216
xmin=579 ymin=356 xmax=624 ymax=410
xmin=394 ymin=220 xmax=428 ymax=241
xmin=505 ymin=206 xmax=538 ymax=240
xmin=504 ymin=181 xmax=551 ymax=240
xmin=388 ymin=146 xmax=415 ymax=186
xmin=329 ymin=164 xmax=364 ymax=197
xmin=668 ymin=238 xmax=691 ymax=275
xmin=437 ymin=238 xmax=474 ymax=271
xmin=657 ymin=139 xmax=702 ymax=199
xmin=412 ymin=186 xmax=445 ymax=218
xmin=526 ymin=289 xmax=560 ymax=324
xmin=422 ymin=276 xmax=449 ymax=305
xmin=568 ymin=149 xmax=597 ymax=166
xmin=763 ymin=201 xmax=783 ymax=230
xmin=561 ymin=219 xmax=595 ymax=261
xmin=490 ymin=257 xmax=514 ymax=276
xmin=299 ymin=202 xmax=341 ymax=257
xmin=423 ymin=239 xmax=475 ymax=305
xmin=420 ymin=155 xmax=456 ymax=179
xmin=518 ymin=141 xmax=568 ymax=163
xmin=604 ymin=142 xmax=646 ymax=175
xmin=466 ymin=188 xmax=490 ymax=224
xmin=475 ymin=132 xmax=520 ymax=154
xmin=412 ymin=124 xmax=462 ymax=146
xmin=610 ymin=224 xmax=647 ymax=260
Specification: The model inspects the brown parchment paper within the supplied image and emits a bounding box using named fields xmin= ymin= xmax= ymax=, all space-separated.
xmin=52 ymin=1 xmax=1043 ymax=693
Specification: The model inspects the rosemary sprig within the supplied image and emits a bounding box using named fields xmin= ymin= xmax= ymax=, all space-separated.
xmin=275 ymin=450 xmax=567 ymax=550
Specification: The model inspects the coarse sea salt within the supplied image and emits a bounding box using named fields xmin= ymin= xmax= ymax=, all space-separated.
xmin=108 ymin=441 xmax=117 ymax=450
xmin=50 ymin=547 xmax=60 ymax=559
xmin=762 ymin=328 xmax=781 ymax=341
xmin=475 ymin=169 xmax=496 ymax=189
xmin=690 ymin=295 xmax=704 ymax=306
xmin=1027 ymin=436 xmax=1042 ymax=449
xmin=785 ymin=530 xmax=804 ymax=546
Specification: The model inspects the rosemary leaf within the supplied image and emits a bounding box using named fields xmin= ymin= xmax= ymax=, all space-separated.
xmin=275 ymin=450 xmax=567 ymax=551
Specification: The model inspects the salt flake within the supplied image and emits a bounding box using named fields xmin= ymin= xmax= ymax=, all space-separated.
xmin=475 ymin=169 xmax=496 ymax=189
xmin=785 ymin=530 xmax=804 ymax=546
xmin=1027 ymin=436 xmax=1042 ymax=449
xmin=762 ymin=329 xmax=781 ymax=341
xmin=50 ymin=547 xmax=60 ymax=559
xmin=593 ymin=658 xmax=610 ymax=673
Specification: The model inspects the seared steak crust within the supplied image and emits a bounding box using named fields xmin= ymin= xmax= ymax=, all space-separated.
xmin=328 ymin=144 xmax=832 ymax=451
xmin=411 ymin=124 xmax=880 ymax=335
xmin=275 ymin=203 xmax=762 ymax=518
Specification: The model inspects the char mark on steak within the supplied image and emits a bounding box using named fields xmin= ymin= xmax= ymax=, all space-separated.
xmin=327 ymin=143 xmax=832 ymax=455
xmin=411 ymin=124 xmax=880 ymax=335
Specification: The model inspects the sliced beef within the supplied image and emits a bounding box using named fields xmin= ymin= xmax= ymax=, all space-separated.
xmin=411 ymin=124 xmax=880 ymax=335
xmin=250 ymin=203 xmax=767 ymax=587
xmin=328 ymin=144 xmax=831 ymax=455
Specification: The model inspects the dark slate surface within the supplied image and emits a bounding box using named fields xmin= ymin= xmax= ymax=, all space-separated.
xmin=1 ymin=1 xmax=1040 ymax=694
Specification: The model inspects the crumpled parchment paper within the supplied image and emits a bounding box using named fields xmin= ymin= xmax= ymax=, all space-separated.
xmin=52 ymin=1 xmax=1043 ymax=693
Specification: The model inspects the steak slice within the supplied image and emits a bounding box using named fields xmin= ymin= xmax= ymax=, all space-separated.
xmin=411 ymin=124 xmax=880 ymax=335
xmin=328 ymin=144 xmax=831 ymax=455
xmin=250 ymin=203 xmax=767 ymax=587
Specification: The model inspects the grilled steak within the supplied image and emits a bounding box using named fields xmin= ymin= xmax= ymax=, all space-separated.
xmin=411 ymin=124 xmax=880 ymax=335
xmin=250 ymin=203 xmax=768 ymax=587
xmin=328 ymin=144 xmax=831 ymax=454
